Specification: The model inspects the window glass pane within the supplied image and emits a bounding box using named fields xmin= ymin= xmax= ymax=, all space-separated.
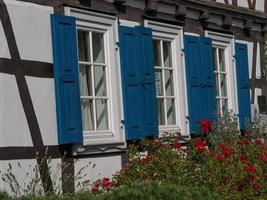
xmin=220 ymin=74 xmax=227 ymax=97
xmin=166 ymin=98 xmax=176 ymax=125
xmin=214 ymin=74 xmax=220 ymax=96
xmin=221 ymin=99 xmax=228 ymax=114
xmin=157 ymin=98 xmax=165 ymax=125
xmin=78 ymin=31 xmax=90 ymax=62
xmin=96 ymin=99 xmax=109 ymax=130
xmin=79 ymin=64 xmax=92 ymax=96
xmin=94 ymin=66 xmax=107 ymax=96
xmin=218 ymin=48 xmax=225 ymax=72
xmin=165 ymin=70 xmax=174 ymax=96
xmin=153 ymin=40 xmax=161 ymax=66
xmin=92 ymin=32 xmax=105 ymax=63
xmin=213 ymin=48 xmax=217 ymax=71
xmin=216 ymin=99 xmax=220 ymax=115
xmin=155 ymin=69 xmax=163 ymax=96
xmin=163 ymin=41 xmax=172 ymax=67
xmin=81 ymin=99 xmax=94 ymax=131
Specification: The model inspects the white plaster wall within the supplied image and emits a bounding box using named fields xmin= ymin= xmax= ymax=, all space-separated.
xmin=255 ymin=0 xmax=265 ymax=12
xmin=47 ymin=158 xmax=62 ymax=195
xmin=5 ymin=0 xmax=53 ymax=63
xmin=0 ymin=158 xmax=62 ymax=196
xmin=74 ymin=156 xmax=121 ymax=192
xmin=0 ymin=73 xmax=33 ymax=147
xmin=0 ymin=159 xmax=43 ymax=196
xmin=0 ymin=1 xmax=57 ymax=147
xmin=0 ymin=22 xmax=11 ymax=59
xmin=26 ymin=76 xmax=58 ymax=145
xmin=238 ymin=0 xmax=249 ymax=8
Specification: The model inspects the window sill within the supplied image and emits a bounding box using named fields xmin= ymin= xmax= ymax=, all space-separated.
xmin=72 ymin=141 xmax=127 ymax=156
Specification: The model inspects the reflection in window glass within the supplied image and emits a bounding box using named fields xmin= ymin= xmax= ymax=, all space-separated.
xmin=165 ymin=70 xmax=174 ymax=96
xmin=213 ymin=47 xmax=228 ymax=115
xmin=92 ymin=32 xmax=105 ymax=63
xmin=166 ymin=98 xmax=176 ymax=125
xmin=81 ymin=100 xmax=94 ymax=131
xmin=163 ymin=41 xmax=172 ymax=67
xmin=155 ymin=69 xmax=163 ymax=96
xmin=78 ymin=30 xmax=109 ymax=132
xmin=157 ymin=98 xmax=165 ymax=125
xmin=153 ymin=40 xmax=161 ymax=66
xmin=79 ymin=64 xmax=92 ymax=96
xmin=78 ymin=31 xmax=90 ymax=62
xmin=153 ymin=39 xmax=176 ymax=126
xmin=96 ymin=99 xmax=109 ymax=130
xmin=94 ymin=66 xmax=107 ymax=96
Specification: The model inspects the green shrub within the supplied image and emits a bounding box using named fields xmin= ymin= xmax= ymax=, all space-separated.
xmin=113 ymin=117 xmax=267 ymax=200
xmin=1 ymin=182 xmax=220 ymax=200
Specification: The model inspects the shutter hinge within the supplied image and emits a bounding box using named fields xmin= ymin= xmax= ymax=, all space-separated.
xmin=233 ymin=55 xmax=236 ymax=62
xmin=181 ymin=48 xmax=185 ymax=56
xmin=115 ymin=42 xmax=119 ymax=51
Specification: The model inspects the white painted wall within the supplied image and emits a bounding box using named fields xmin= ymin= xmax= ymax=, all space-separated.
xmin=0 ymin=0 xmax=58 ymax=146
xmin=0 ymin=73 xmax=33 ymax=147
xmin=74 ymin=156 xmax=121 ymax=192
xmin=5 ymin=0 xmax=53 ymax=63
xmin=25 ymin=76 xmax=58 ymax=145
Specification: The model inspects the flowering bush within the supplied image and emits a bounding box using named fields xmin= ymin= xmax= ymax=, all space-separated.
xmin=112 ymin=117 xmax=267 ymax=200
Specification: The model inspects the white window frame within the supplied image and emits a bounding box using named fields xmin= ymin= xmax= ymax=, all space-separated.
xmin=205 ymin=31 xmax=239 ymax=115
xmin=144 ymin=20 xmax=189 ymax=137
xmin=65 ymin=7 xmax=125 ymax=147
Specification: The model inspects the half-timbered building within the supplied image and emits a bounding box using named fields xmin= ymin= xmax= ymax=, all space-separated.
xmin=0 ymin=0 xmax=267 ymax=195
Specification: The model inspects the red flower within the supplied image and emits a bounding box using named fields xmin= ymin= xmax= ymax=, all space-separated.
xmin=252 ymin=183 xmax=262 ymax=191
xmin=216 ymin=154 xmax=225 ymax=162
xmin=231 ymin=184 xmax=239 ymax=191
xmin=219 ymin=144 xmax=225 ymax=149
xmin=238 ymin=140 xmax=250 ymax=145
xmin=257 ymin=153 xmax=267 ymax=163
xmin=239 ymin=155 xmax=248 ymax=164
xmin=222 ymin=147 xmax=231 ymax=155
xmin=199 ymin=120 xmax=212 ymax=133
xmin=141 ymin=156 xmax=151 ymax=164
xmin=176 ymin=131 xmax=181 ymax=136
xmin=194 ymin=138 xmax=206 ymax=152
xmin=241 ymin=130 xmax=249 ymax=137
xmin=154 ymin=139 xmax=161 ymax=146
xmin=246 ymin=165 xmax=255 ymax=173
xmin=175 ymin=141 xmax=182 ymax=149
xmin=91 ymin=187 xmax=99 ymax=193
xmin=102 ymin=178 xmax=113 ymax=190
xmin=255 ymin=139 xmax=263 ymax=145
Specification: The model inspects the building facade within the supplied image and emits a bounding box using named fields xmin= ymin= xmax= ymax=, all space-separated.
xmin=0 ymin=0 xmax=266 ymax=195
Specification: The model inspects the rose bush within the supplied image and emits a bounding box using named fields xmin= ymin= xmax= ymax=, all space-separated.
xmin=109 ymin=116 xmax=267 ymax=200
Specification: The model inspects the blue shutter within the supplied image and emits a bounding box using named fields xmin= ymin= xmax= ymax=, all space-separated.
xmin=119 ymin=26 xmax=158 ymax=140
xmin=200 ymin=37 xmax=216 ymax=121
xmin=184 ymin=35 xmax=216 ymax=133
xmin=136 ymin=27 xmax=158 ymax=138
xmin=235 ymin=43 xmax=251 ymax=130
xmin=50 ymin=14 xmax=83 ymax=144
